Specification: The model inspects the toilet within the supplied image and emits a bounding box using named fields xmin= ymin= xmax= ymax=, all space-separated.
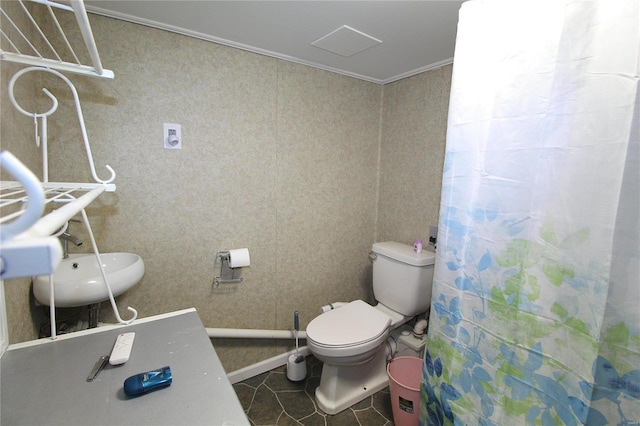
xmin=306 ymin=241 xmax=435 ymax=415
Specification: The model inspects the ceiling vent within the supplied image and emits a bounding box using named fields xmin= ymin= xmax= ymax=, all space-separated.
xmin=311 ymin=25 xmax=382 ymax=58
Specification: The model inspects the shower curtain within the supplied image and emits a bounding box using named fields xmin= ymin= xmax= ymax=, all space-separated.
xmin=421 ymin=1 xmax=639 ymax=425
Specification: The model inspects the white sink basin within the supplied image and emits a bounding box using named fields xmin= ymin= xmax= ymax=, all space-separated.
xmin=33 ymin=253 xmax=144 ymax=308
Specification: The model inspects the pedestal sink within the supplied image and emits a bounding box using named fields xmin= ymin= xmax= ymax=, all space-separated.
xmin=33 ymin=253 xmax=144 ymax=308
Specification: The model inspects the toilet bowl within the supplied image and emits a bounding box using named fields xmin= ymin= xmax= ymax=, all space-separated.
xmin=306 ymin=241 xmax=436 ymax=415
xmin=307 ymin=300 xmax=411 ymax=414
xmin=307 ymin=300 xmax=396 ymax=365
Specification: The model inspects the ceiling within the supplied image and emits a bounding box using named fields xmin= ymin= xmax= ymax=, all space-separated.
xmin=85 ymin=1 xmax=465 ymax=85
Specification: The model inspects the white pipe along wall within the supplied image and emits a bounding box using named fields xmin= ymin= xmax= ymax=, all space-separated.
xmin=206 ymin=327 xmax=307 ymax=340
xmin=205 ymin=327 xmax=310 ymax=384
xmin=227 ymin=346 xmax=311 ymax=384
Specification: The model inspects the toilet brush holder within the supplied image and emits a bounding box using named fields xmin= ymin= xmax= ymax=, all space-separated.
xmin=286 ymin=354 xmax=307 ymax=382
xmin=287 ymin=310 xmax=306 ymax=382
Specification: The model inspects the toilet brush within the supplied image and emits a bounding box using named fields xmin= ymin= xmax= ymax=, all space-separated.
xmin=287 ymin=310 xmax=306 ymax=382
xmin=293 ymin=311 xmax=304 ymax=363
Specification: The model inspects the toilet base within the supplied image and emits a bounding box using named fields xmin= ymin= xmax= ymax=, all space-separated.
xmin=315 ymin=344 xmax=390 ymax=415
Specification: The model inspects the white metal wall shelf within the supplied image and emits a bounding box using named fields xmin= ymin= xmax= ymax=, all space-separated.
xmin=0 ymin=0 xmax=135 ymax=342
xmin=0 ymin=0 xmax=114 ymax=79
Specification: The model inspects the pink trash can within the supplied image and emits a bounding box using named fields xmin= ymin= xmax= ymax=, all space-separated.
xmin=387 ymin=356 xmax=423 ymax=426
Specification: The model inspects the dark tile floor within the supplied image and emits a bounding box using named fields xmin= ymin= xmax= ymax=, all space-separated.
xmin=233 ymin=356 xmax=395 ymax=425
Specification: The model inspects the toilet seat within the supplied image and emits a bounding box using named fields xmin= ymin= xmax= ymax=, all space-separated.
xmin=306 ymin=300 xmax=391 ymax=349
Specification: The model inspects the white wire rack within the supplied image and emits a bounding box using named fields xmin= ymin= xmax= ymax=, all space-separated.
xmin=0 ymin=154 xmax=114 ymax=280
xmin=0 ymin=0 xmax=137 ymax=339
xmin=1 ymin=62 xmax=116 ymax=281
xmin=0 ymin=0 xmax=113 ymax=79
xmin=0 ymin=156 xmax=135 ymax=339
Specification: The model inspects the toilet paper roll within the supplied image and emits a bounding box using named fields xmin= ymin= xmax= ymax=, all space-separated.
xmin=228 ymin=248 xmax=250 ymax=268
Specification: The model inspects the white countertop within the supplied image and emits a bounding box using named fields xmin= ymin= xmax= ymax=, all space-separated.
xmin=1 ymin=308 xmax=249 ymax=425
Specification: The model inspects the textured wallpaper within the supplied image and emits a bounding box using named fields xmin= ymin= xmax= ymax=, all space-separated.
xmin=378 ymin=66 xmax=452 ymax=245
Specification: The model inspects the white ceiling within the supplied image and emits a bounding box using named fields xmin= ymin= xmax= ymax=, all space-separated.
xmin=85 ymin=1 xmax=465 ymax=85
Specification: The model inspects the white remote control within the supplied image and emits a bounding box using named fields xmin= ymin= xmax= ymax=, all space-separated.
xmin=109 ymin=332 xmax=135 ymax=365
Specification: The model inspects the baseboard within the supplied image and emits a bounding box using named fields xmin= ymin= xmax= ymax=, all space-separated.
xmin=227 ymin=346 xmax=311 ymax=384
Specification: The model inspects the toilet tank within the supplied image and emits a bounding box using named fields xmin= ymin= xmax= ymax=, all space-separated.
xmin=371 ymin=241 xmax=435 ymax=316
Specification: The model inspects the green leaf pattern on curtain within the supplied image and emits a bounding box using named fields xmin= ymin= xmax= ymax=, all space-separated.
xmin=421 ymin=215 xmax=639 ymax=425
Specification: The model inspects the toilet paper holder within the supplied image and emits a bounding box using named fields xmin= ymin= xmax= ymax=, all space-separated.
xmin=214 ymin=251 xmax=244 ymax=286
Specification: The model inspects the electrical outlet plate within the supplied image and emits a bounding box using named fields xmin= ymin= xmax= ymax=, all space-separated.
xmin=163 ymin=123 xmax=181 ymax=149
xmin=429 ymin=225 xmax=438 ymax=247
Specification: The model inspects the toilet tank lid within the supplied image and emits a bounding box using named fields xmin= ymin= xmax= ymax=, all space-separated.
xmin=371 ymin=241 xmax=435 ymax=266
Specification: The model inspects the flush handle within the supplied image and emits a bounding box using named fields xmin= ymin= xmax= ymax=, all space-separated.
xmin=368 ymin=252 xmax=377 ymax=262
